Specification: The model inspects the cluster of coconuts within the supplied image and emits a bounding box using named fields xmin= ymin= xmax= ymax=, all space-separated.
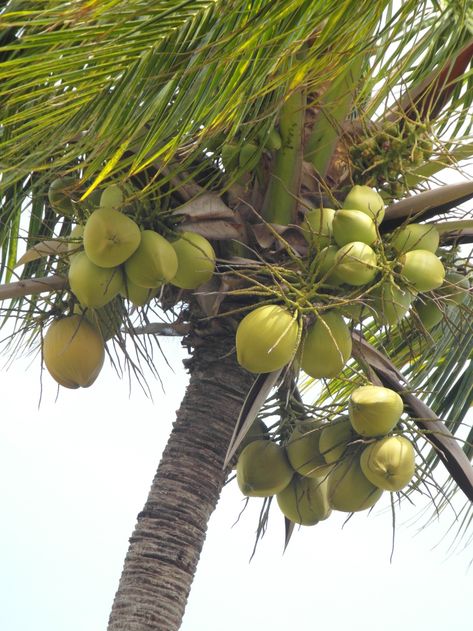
xmin=236 ymin=384 xmax=416 ymax=525
xmin=235 ymin=185 xmax=469 ymax=379
xmin=42 ymin=183 xmax=216 ymax=389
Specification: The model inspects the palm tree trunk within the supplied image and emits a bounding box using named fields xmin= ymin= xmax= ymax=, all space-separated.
xmin=107 ymin=329 xmax=254 ymax=631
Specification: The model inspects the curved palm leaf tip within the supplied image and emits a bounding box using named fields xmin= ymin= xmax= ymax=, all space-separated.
xmin=0 ymin=1 xmax=473 ymax=542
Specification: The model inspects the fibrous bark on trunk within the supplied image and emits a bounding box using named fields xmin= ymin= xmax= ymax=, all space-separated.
xmin=107 ymin=329 xmax=254 ymax=631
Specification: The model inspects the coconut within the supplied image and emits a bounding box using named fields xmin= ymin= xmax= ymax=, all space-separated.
xmin=69 ymin=252 xmax=124 ymax=308
xmin=42 ymin=315 xmax=105 ymax=389
xmin=332 ymin=209 xmax=377 ymax=247
xmin=100 ymin=184 xmax=124 ymax=209
xmin=286 ymin=420 xmax=332 ymax=478
xmin=342 ymin=185 xmax=385 ymax=224
xmin=360 ymin=435 xmax=415 ymax=492
xmin=301 ymin=208 xmax=335 ymax=249
xmin=233 ymin=419 xmax=269 ymax=465
xmin=83 ymin=207 xmax=141 ymax=268
xmin=314 ymin=245 xmax=344 ymax=286
xmin=236 ymin=305 xmax=300 ymax=373
xmin=349 ymin=385 xmax=403 ymax=437
xmin=437 ymin=271 xmax=470 ymax=305
xmin=327 ymin=454 xmax=383 ymax=512
xmin=339 ymin=301 xmax=373 ymax=322
xmin=125 ymin=230 xmax=178 ymax=288
xmin=277 ymin=475 xmax=332 ymax=525
xmin=300 ymin=312 xmax=352 ymax=379
xmin=170 ymin=231 xmax=216 ymax=289
xmin=319 ymin=417 xmax=355 ymax=464
xmin=400 ymin=249 xmax=445 ymax=292
xmin=48 ymin=176 xmax=77 ymax=216
xmin=413 ymin=299 xmax=443 ymax=330
xmin=236 ymin=440 xmax=293 ymax=497
xmin=390 ymin=223 xmax=439 ymax=254
xmin=121 ymin=279 xmax=159 ymax=307
xmin=334 ymin=241 xmax=378 ymax=286
xmin=373 ymin=282 xmax=414 ymax=325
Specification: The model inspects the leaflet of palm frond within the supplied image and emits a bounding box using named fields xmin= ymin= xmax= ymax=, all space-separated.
xmin=381 ymin=182 xmax=473 ymax=231
xmin=284 ymin=516 xmax=295 ymax=552
xmin=385 ymin=38 xmax=473 ymax=124
xmin=352 ymin=337 xmax=473 ymax=503
xmin=223 ymin=369 xmax=282 ymax=469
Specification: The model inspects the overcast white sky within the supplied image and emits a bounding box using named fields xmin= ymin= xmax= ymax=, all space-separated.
xmin=1 ymin=327 xmax=473 ymax=631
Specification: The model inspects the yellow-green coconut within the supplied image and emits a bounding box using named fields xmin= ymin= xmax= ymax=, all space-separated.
xmin=400 ymin=250 xmax=445 ymax=292
xmin=236 ymin=440 xmax=293 ymax=497
xmin=327 ymin=454 xmax=383 ymax=512
xmin=277 ymin=475 xmax=332 ymax=525
xmin=360 ymin=435 xmax=415 ymax=492
xmin=319 ymin=418 xmax=355 ymax=464
xmin=300 ymin=312 xmax=352 ymax=379
xmin=83 ymin=207 xmax=141 ymax=268
xmin=301 ymin=208 xmax=335 ymax=250
xmin=286 ymin=420 xmax=332 ymax=478
xmin=42 ymin=315 xmax=105 ymax=389
xmin=332 ymin=209 xmax=377 ymax=247
xmin=69 ymin=252 xmax=124 ymax=308
xmin=390 ymin=223 xmax=439 ymax=254
xmin=349 ymin=385 xmax=403 ymax=437
xmin=236 ymin=305 xmax=300 ymax=373
xmin=342 ymin=185 xmax=385 ymax=224
xmin=171 ymin=231 xmax=216 ymax=289
xmin=334 ymin=241 xmax=378 ymax=286
xmin=125 ymin=230 xmax=178 ymax=288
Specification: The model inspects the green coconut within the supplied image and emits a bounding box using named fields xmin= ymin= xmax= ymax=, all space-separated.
xmin=327 ymin=454 xmax=383 ymax=512
xmin=286 ymin=420 xmax=332 ymax=478
xmin=437 ymin=271 xmax=470 ymax=305
xmin=360 ymin=435 xmax=415 ymax=492
xmin=236 ymin=305 xmax=300 ymax=373
xmin=42 ymin=315 xmax=105 ymax=389
xmin=233 ymin=419 xmax=269 ymax=465
xmin=373 ymin=282 xmax=414 ymax=325
xmin=100 ymin=184 xmax=124 ymax=209
xmin=314 ymin=245 xmax=344 ymax=286
xmin=390 ymin=223 xmax=439 ymax=254
xmin=236 ymin=440 xmax=293 ymax=497
xmin=400 ymin=249 xmax=445 ymax=292
xmin=121 ymin=279 xmax=159 ymax=307
xmin=125 ymin=230 xmax=178 ymax=288
xmin=319 ymin=418 xmax=355 ymax=464
xmin=413 ymin=299 xmax=443 ymax=330
xmin=277 ymin=475 xmax=332 ymax=525
xmin=342 ymin=185 xmax=385 ymax=224
xmin=349 ymin=385 xmax=404 ymax=437
xmin=69 ymin=252 xmax=124 ymax=308
xmin=300 ymin=312 xmax=352 ymax=379
xmin=334 ymin=241 xmax=378 ymax=286
xmin=332 ymin=209 xmax=377 ymax=247
xmin=48 ymin=176 xmax=77 ymax=216
xmin=83 ymin=207 xmax=141 ymax=268
xmin=301 ymin=208 xmax=335 ymax=250
xmin=170 ymin=231 xmax=216 ymax=289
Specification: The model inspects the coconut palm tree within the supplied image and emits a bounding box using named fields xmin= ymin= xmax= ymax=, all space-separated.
xmin=2 ymin=2 xmax=473 ymax=630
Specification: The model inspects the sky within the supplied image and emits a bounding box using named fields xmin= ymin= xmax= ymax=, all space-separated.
xmin=1 ymin=329 xmax=473 ymax=631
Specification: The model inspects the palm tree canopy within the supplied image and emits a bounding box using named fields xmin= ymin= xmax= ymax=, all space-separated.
xmin=1 ymin=0 xmax=473 ymax=543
